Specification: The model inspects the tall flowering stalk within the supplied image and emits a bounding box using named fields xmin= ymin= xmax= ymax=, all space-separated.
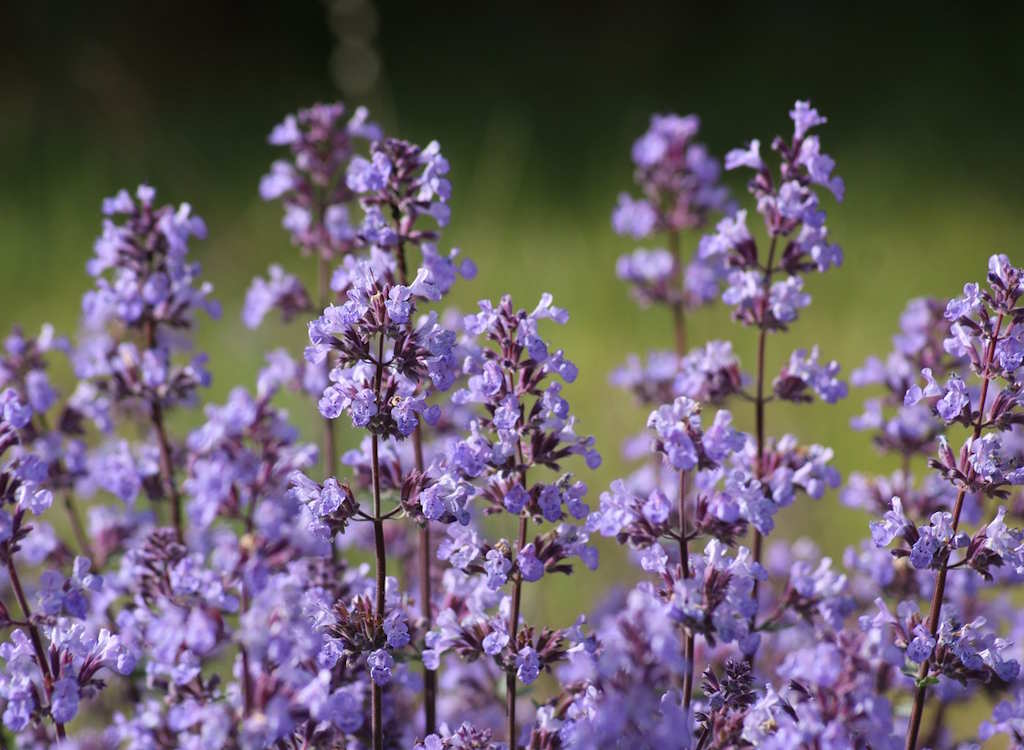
xmin=558 ymin=101 xmax=850 ymax=749
xmin=258 ymin=106 xmax=472 ymax=735
xmin=301 ymin=247 xmax=459 ymax=747
xmin=610 ymin=112 xmax=731 ymax=708
xmin=607 ymin=98 xmax=846 ymax=699
xmin=612 ymin=113 xmax=732 ymax=356
xmin=254 ymin=102 xmax=380 ymax=482
xmin=708 ymin=100 xmax=846 ymax=643
xmin=79 ymin=185 xmax=218 ymax=541
xmin=8 ymin=88 xmax=1024 ymax=750
xmin=418 ymin=293 xmax=600 ymax=748
xmin=865 ymin=255 xmax=1024 ymax=748
xmin=344 ymin=135 xmax=473 ymax=733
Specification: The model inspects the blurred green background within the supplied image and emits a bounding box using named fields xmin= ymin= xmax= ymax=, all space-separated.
xmin=2 ymin=2 xmax=1023 ymax=627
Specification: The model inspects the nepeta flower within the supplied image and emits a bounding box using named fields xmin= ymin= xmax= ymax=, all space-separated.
xmin=84 ymin=185 xmax=219 ymax=332
xmin=774 ymin=346 xmax=848 ymax=404
xmin=611 ymin=193 xmax=658 ymax=239
xmin=707 ymin=101 xmax=843 ymax=327
xmin=860 ymin=255 xmax=1024 ymax=748
xmin=348 ymin=138 xmax=461 ymax=247
xmin=12 ymin=92 xmax=1024 ymax=750
xmin=305 ymin=256 xmax=455 ymax=439
xmin=615 ymin=113 xmax=730 ymax=237
xmin=259 ymin=102 xmax=379 ymax=256
xmin=242 ymin=264 xmax=312 ymax=329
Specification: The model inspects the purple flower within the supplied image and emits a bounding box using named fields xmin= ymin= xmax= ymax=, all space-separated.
xmin=367 ymin=648 xmax=394 ymax=685
xmin=515 ymin=646 xmax=540 ymax=684
xmin=774 ymin=346 xmax=848 ymax=404
xmin=260 ymin=102 xmax=379 ymax=254
xmin=870 ymin=496 xmax=909 ymax=547
xmin=724 ymin=140 xmax=763 ymax=171
xmin=382 ymin=611 xmax=410 ymax=648
xmin=0 ymin=388 xmax=32 ymax=429
xmin=482 ymin=625 xmax=509 ymax=656
xmin=611 ymin=193 xmax=658 ymax=239
xmin=346 ymin=152 xmax=393 ymax=193
xmin=517 ymin=544 xmax=544 ymax=582
xmin=906 ymin=625 xmax=936 ymax=663
xmin=790 ymin=100 xmax=828 ymax=139
xmin=242 ymin=264 xmax=311 ymax=329
xmin=50 ymin=678 xmax=80 ymax=724
xmin=768 ymin=276 xmax=811 ymax=323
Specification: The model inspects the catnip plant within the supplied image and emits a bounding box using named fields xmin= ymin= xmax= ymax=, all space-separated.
xmin=530 ymin=101 xmax=855 ymax=749
xmin=1 ymin=89 xmax=1023 ymax=750
xmin=254 ymin=103 xmax=475 ymax=741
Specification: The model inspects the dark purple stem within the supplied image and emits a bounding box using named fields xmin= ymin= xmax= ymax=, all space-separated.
xmin=507 ymin=509 xmax=529 ymax=749
xmin=668 ymin=228 xmax=697 ymax=707
xmin=6 ymin=558 xmax=65 ymax=741
xmin=394 ymin=237 xmax=437 ymax=734
xmin=63 ymin=494 xmax=94 ymax=565
xmin=678 ymin=469 xmax=696 ymax=708
xmin=748 ymin=235 xmax=779 ymax=656
xmin=144 ymin=317 xmax=183 ymax=543
xmin=905 ymin=312 xmax=1005 ymax=750
xmin=370 ymin=330 xmax=387 ymax=750
xmin=239 ymin=585 xmax=254 ymax=718
xmin=668 ymin=229 xmax=686 ymax=356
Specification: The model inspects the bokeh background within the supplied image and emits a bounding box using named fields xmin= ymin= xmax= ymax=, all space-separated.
xmin=3 ymin=0 xmax=1024 ymax=651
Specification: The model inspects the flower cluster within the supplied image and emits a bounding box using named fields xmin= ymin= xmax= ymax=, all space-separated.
xmin=0 ymin=389 xmax=134 ymax=738
xmin=74 ymin=185 xmax=220 ymax=545
xmin=305 ymin=256 xmax=454 ymax=439
xmin=704 ymin=101 xmax=844 ymax=329
xmin=611 ymin=114 xmax=732 ymax=366
xmin=561 ymin=101 xmax=937 ymax=750
xmin=258 ymin=101 xmax=380 ymax=256
xmin=416 ymin=292 xmax=601 ymax=744
xmin=3 ymin=90 xmax=1023 ymax=750
xmin=612 ymin=113 xmax=731 ymax=238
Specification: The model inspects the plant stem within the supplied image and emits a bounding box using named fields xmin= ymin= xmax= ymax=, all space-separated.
xmin=667 ymin=228 xmax=697 ymax=708
xmin=143 ymin=318 xmax=183 ymax=543
xmin=749 ymin=236 xmax=779 ymax=640
xmin=507 ymin=509 xmax=529 ymax=750
xmin=151 ymin=401 xmax=182 ymax=542
xmin=505 ymin=358 xmax=531 ymax=750
xmin=394 ymin=237 xmax=437 ymax=733
xmin=905 ymin=312 xmax=1005 ymax=750
xmin=414 ymin=432 xmax=436 ymax=733
xmin=6 ymin=559 xmax=65 ymax=741
xmin=678 ymin=468 xmax=696 ymax=708
xmin=239 ymin=584 xmax=254 ymax=718
xmin=370 ymin=331 xmax=387 ymax=750
xmin=668 ymin=229 xmax=686 ymax=356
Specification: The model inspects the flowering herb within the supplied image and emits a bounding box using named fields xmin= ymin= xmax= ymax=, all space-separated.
xmin=1 ymin=94 xmax=1021 ymax=750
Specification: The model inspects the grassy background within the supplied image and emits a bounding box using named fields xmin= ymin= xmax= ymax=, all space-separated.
xmin=1 ymin=1 xmax=1023 ymax=734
